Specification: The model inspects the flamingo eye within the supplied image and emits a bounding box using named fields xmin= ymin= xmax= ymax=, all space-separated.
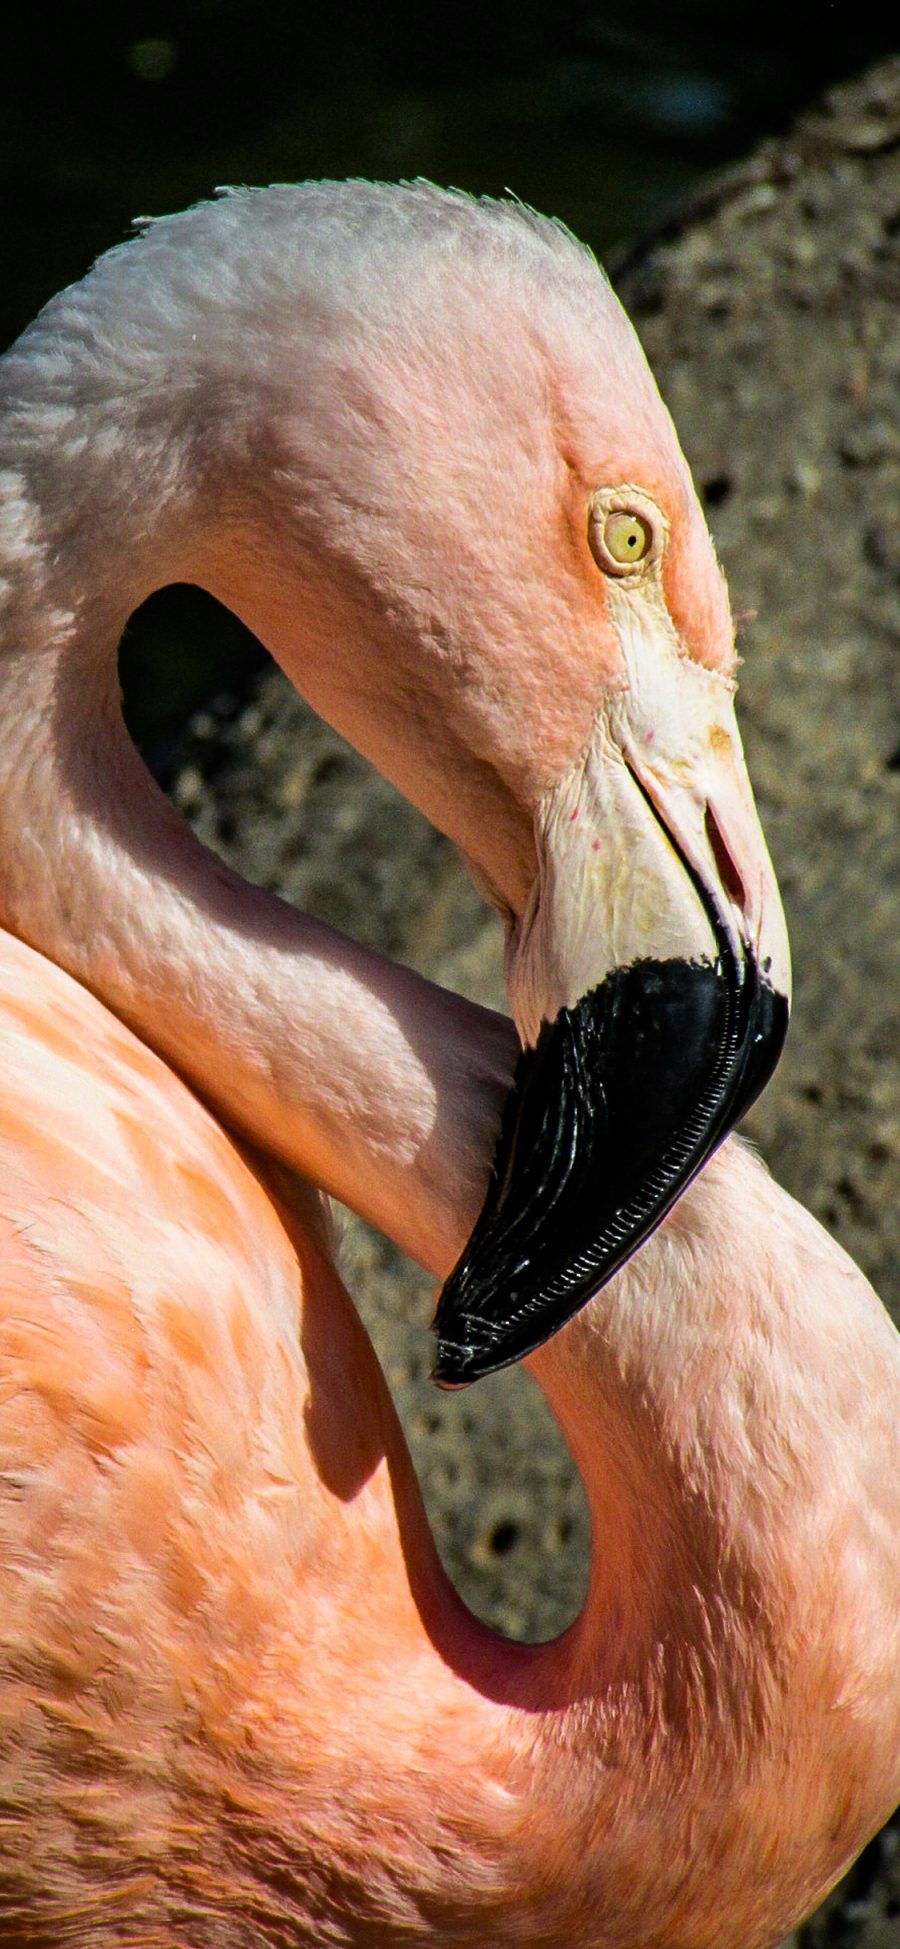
xmin=603 ymin=510 xmax=650 ymax=564
xmin=587 ymin=493 xmax=662 ymax=578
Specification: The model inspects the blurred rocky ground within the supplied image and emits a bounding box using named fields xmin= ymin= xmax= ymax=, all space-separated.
xmin=161 ymin=60 xmax=899 ymax=1948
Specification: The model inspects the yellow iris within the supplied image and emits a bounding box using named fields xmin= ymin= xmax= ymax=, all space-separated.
xmin=603 ymin=510 xmax=651 ymax=564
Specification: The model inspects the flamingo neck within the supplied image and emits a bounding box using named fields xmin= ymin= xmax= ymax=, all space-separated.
xmin=212 ymin=1140 xmax=900 ymax=1944
xmin=0 ymin=303 xmax=516 ymax=1279
xmin=528 ymin=1138 xmax=900 ymax=1777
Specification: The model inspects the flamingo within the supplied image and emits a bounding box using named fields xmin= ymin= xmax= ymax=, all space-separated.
xmin=0 ymin=181 xmax=896 ymax=1949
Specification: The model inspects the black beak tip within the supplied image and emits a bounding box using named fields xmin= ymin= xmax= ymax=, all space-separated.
xmin=431 ymin=947 xmax=788 ymax=1387
xmin=431 ymin=1351 xmax=469 ymax=1390
xmin=431 ymin=1343 xmax=510 ymax=1390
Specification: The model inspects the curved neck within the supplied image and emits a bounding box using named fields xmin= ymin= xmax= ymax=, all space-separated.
xmin=3 ymin=232 xmax=898 ymax=1946
xmin=224 ymin=1140 xmax=900 ymax=1944
xmin=0 ymin=334 xmax=516 ymax=1278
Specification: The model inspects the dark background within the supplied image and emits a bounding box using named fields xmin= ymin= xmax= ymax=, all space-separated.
xmin=3 ymin=4 xmax=897 ymax=746
xmin=6 ymin=4 xmax=896 ymax=343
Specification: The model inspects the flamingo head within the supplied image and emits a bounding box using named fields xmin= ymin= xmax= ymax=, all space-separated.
xmin=187 ymin=184 xmax=791 ymax=1381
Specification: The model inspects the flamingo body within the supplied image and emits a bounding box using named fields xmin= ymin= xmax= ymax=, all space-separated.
xmin=0 ymin=929 xmax=476 ymax=1938
xmin=0 ymin=943 xmax=897 ymax=1945
xmin=0 ymin=183 xmax=897 ymax=1945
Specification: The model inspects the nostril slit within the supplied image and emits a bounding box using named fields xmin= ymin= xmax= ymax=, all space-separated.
xmin=705 ymin=805 xmax=746 ymax=913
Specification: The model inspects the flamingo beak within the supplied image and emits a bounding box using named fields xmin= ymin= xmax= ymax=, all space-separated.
xmin=433 ymin=617 xmax=791 ymax=1386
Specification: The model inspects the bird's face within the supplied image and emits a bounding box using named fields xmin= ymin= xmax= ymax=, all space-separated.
xmin=255 ymin=229 xmax=791 ymax=1382
xmin=434 ymin=454 xmax=791 ymax=1383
